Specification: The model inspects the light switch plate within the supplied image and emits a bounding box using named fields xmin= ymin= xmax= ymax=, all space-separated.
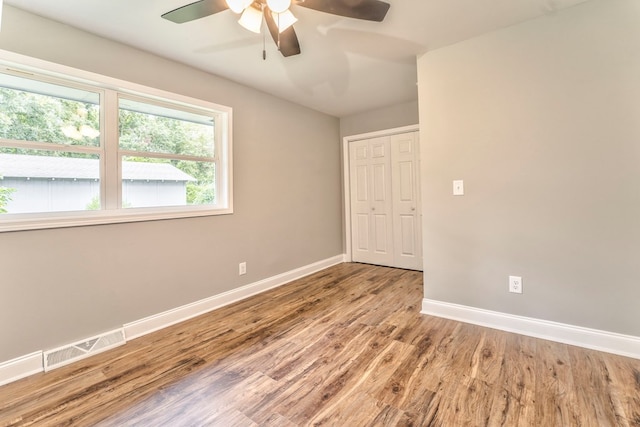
xmin=453 ymin=180 xmax=464 ymax=196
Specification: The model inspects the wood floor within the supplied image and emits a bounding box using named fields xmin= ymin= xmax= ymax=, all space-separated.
xmin=1 ymin=263 xmax=639 ymax=426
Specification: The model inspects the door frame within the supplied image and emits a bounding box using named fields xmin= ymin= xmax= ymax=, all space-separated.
xmin=342 ymin=124 xmax=420 ymax=263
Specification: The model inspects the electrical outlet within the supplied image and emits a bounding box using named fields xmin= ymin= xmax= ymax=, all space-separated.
xmin=509 ymin=276 xmax=523 ymax=294
xmin=239 ymin=262 xmax=247 ymax=276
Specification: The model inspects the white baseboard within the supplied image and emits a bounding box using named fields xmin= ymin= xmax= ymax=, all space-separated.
xmin=0 ymin=255 xmax=346 ymax=388
xmin=422 ymin=298 xmax=640 ymax=360
xmin=123 ymin=254 xmax=346 ymax=340
xmin=0 ymin=352 xmax=43 ymax=387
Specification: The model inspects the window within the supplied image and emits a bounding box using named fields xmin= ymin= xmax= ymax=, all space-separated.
xmin=0 ymin=52 xmax=232 ymax=232
xmin=118 ymin=98 xmax=216 ymax=209
xmin=0 ymin=73 xmax=102 ymax=215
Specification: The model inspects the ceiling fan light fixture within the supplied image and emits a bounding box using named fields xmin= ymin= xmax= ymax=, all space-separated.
xmin=273 ymin=9 xmax=298 ymax=33
xmin=266 ymin=0 xmax=291 ymax=14
xmin=238 ymin=5 xmax=263 ymax=33
xmin=226 ymin=0 xmax=252 ymax=14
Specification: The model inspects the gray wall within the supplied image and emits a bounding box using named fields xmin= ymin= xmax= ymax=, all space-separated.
xmin=418 ymin=0 xmax=640 ymax=336
xmin=0 ymin=6 xmax=343 ymax=361
xmin=339 ymin=99 xmax=419 ymax=139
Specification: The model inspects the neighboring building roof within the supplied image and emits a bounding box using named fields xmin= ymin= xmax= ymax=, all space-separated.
xmin=0 ymin=153 xmax=196 ymax=181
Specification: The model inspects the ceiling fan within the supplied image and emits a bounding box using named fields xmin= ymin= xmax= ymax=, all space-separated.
xmin=161 ymin=0 xmax=391 ymax=58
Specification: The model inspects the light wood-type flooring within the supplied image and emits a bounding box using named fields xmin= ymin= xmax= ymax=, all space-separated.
xmin=1 ymin=263 xmax=639 ymax=426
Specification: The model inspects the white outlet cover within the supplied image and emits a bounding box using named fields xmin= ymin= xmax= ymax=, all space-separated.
xmin=453 ymin=180 xmax=464 ymax=196
xmin=509 ymin=276 xmax=523 ymax=294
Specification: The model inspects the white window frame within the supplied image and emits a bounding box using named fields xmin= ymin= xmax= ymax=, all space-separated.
xmin=0 ymin=50 xmax=233 ymax=233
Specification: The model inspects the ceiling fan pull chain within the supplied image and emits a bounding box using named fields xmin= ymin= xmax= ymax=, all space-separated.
xmin=262 ymin=6 xmax=267 ymax=60
xmin=277 ymin=12 xmax=281 ymax=51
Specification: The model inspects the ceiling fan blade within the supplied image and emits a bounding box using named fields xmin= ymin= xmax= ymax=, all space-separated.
xmin=295 ymin=0 xmax=390 ymax=22
xmin=162 ymin=0 xmax=230 ymax=24
xmin=265 ymin=9 xmax=302 ymax=57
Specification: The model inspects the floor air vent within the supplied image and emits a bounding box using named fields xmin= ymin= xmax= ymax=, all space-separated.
xmin=43 ymin=329 xmax=126 ymax=371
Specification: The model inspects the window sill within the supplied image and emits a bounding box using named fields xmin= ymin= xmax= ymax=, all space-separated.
xmin=0 ymin=206 xmax=233 ymax=233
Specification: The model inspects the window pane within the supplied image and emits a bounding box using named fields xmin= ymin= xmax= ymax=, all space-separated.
xmin=122 ymin=157 xmax=215 ymax=208
xmin=0 ymin=149 xmax=101 ymax=214
xmin=119 ymin=98 xmax=214 ymax=157
xmin=0 ymin=73 xmax=100 ymax=147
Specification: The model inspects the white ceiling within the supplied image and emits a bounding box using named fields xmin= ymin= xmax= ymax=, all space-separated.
xmin=5 ymin=0 xmax=588 ymax=117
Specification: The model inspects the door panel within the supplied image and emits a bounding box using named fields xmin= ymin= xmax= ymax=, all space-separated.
xmin=391 ymin=132 xmax=422 ymax=270
xmin=356 ymin=214 xmax=369 ymax=251
xmin=350 ymin=137 xmax=394 ymax=267
xmin=398 ymin=138 xmax=413 ymax=154
xmin=354 ymin=144 xmax=368 ymax=161
xmin=398 ymin=161 xmax=413 ymax=201
xmin=374 ymin=214 xmax=390 ymax=253
xmin=400 ymin=214 xmax=416 ymax=255
xmin=372 ymin=164 xmax=387 ymax=202
xmin=355 ymin=165 xmax=368 ymax=202
xmin=371 ymin=142 xmax=386 ymax=158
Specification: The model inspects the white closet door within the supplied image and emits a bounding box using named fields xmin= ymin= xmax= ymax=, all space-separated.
xmin=391 ymin=132 xmax=422 ymax=270
xmin=350 ymin=137 xmax=394 ymax=267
